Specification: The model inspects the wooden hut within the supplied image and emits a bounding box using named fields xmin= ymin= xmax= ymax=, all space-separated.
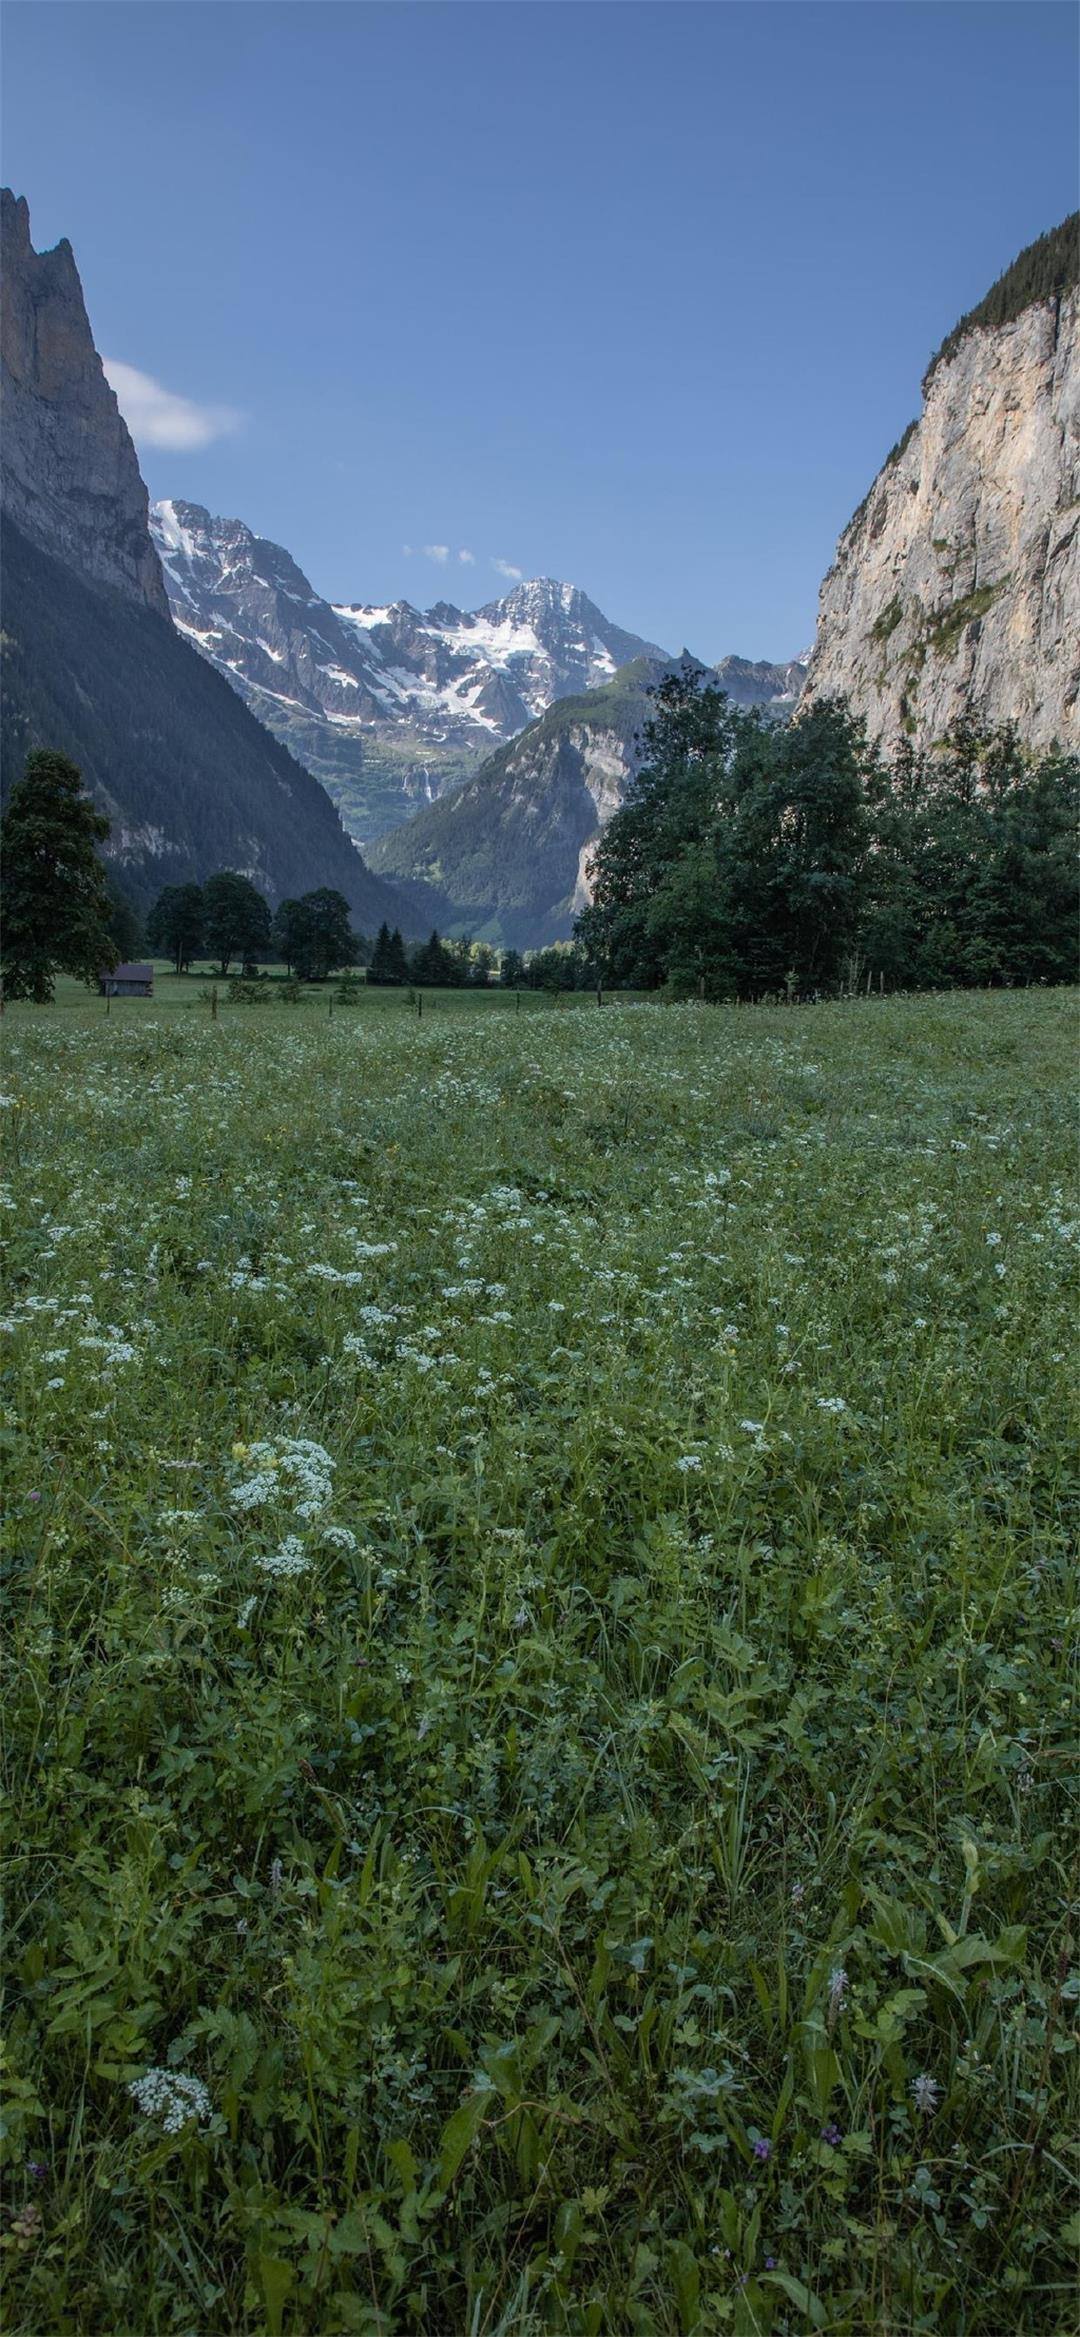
xmin=99 ymin=962 xmax=154 ymax=997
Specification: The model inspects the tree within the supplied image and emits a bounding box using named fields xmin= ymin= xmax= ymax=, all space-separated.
xmin=0 ymin=749 xmax=117 ymax=1001
xmin=272 ymin=898 xmax=307 ymax=977
xmin=282 ymin=888 xmax=355 ymax=982
xmin=468 ymin=943 xmax=497 ymax=986
xmin=105 ymin=875 xmax=143 ymax=965
xmin=500 ymin=948 xmax=525 ymax=987
xmin=202 ymin=871 xmax=272 ymax=976
xmin=368 ymin=921 xmax=410 ymax=985
xmin=411 ymin=929 xmax=455 ymax=986
xmin=147 ymin=882 xmax=205 ymax=975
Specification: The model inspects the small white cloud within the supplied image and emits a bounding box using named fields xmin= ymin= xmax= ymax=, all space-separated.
xmin=423 ymin=543 xmax=450 ymax=565
xmin=104 ymin=359 xmax=241 ymax=451
xmin=402 ymin=544 xmax=414 ymax=556
xmin=458 ymin=548 xmax=476 ymax=565
xmin=492 ymin=556 xmax=523 ymax=580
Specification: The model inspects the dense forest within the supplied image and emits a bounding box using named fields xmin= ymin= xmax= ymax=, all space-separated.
xmin=577 ymin=673 xmax=1078 ymax=997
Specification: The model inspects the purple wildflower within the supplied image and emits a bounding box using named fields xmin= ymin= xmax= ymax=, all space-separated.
xmin=753 ymin=2137 xmax=771 ymax=2162
xmin=821 ymin=2121 xmax=843 ymax=2147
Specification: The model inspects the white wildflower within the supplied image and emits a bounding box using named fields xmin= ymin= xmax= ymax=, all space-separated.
xmin=128 ymin=2067 xmax=212 ymax=2134
xmin=256 ymin=1536 xmax=310 ymax=1580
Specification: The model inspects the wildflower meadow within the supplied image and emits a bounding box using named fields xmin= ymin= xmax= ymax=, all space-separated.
xmin=2 ymin=982 xmax=1077 ymax=2333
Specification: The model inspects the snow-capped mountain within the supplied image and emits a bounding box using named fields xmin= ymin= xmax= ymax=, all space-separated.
xmin=150 ymin=500 xmax=668 ymax=842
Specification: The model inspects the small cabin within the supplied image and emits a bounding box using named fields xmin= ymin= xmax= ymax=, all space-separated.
xmin=99 ymin=962 xmax=154 ymax=998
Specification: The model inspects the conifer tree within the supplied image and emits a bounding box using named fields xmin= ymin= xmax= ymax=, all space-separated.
xmin=368 ymin=922 xmax=393 ymax=984
xmin=0 ymin=749 xmax=117 ymax=1001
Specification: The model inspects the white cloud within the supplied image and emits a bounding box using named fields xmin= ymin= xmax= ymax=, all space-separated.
xmin=104 ymin=359 xmax=241 ymax=451
xmin=458 ymin=548 xmax=476 ymax=565
xmin=492 ymin=556 xmax=523 ymax=581
xmin=422 ymin=543 xmax=450 ymax=565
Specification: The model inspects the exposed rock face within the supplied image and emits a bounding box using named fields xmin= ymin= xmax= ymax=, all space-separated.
xmin=714 ymin=654 xmax=807 ymax=717
xmin=801 ymin=287 xmax=1079 ymax=754
xmin=1 ymin=189 xmax=169 ymax=617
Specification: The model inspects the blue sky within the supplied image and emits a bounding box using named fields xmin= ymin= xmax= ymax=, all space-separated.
xmin=3 ymin=1 xmax=1076 ymax=658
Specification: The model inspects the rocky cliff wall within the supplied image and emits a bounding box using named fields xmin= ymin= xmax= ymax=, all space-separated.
xmin=1 ymin=190 xmax=169 ymax=616
xmin=801 ymin=288 xmax=1078 ymax=754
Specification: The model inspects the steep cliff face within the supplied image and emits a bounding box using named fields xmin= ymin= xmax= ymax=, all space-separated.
xmin=0 ymin=191 xmax=410 ymax=928
xmin=1 ymin=189 xmax=169 ymax=616
xmin=802 ymin=230 xmax=1079 ymax=755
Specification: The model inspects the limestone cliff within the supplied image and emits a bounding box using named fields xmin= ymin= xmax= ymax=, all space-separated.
xmin=801 ymin=220 xmax=1079 ymax=755
xmin=1 ymin=190 xmax=169 ymax=616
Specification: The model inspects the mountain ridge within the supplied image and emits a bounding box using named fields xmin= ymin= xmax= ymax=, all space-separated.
xmin=149 ymin=499 xmax=669 ymax=844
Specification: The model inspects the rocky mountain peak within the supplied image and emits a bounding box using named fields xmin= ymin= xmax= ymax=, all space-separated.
xmin=1 ymin=188 xmax=169 ymax=617
xmin=148 ymin=500 xmax=673 ymax=843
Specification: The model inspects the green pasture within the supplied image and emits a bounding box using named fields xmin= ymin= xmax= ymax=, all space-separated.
xmin=1 ymin=986 xmax=1076 ymax=2333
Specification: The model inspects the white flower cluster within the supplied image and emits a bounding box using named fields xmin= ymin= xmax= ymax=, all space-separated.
xmin=231 ymin=1438 xmax=335 ymax=1520
xmin=256 ymin=1536 xmax=310 ymax=1579
xmin=128 ymin=2067 xmax=212 ymax=2133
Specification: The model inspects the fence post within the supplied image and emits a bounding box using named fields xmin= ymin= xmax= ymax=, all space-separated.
xmin=210 ymin=983 xmax=218 ymax=1022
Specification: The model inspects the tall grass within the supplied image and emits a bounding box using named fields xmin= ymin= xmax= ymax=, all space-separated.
xmin=2 ymin=986 xmax=1076 ymax=2333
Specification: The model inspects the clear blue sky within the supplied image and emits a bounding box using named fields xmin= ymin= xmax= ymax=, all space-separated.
xmin=3 ymin=1 xmax=1076 ymax=658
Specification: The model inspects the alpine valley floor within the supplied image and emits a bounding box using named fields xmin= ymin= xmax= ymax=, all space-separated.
xmin=2 ymin=985 xmax=1076 ymax=2335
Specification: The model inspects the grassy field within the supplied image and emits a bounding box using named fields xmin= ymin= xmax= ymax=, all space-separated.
xmin=2 ymin=985 xmax=1076 ymax=2334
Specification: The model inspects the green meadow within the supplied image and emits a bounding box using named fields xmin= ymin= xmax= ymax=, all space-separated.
xmin=2 ymin=984 xmax=1076 ymax=2334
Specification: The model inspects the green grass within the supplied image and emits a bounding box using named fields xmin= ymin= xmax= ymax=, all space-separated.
xmin=2 ymin=987 xmax=1077 ymax=2334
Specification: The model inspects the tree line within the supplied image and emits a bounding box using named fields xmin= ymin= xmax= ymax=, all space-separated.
xmin=576 ymin=675 xmax=1078 ymax=998
xmin=147 ymin=874 xmax=359 ymax=981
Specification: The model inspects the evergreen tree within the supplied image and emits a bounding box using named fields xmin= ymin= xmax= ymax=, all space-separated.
xmin=411 ymin=929 xmax=455 ymax=986
xmin=368 ymin=922 xmax=410 ymax=984
xmin=202 ymin=871 xmax=273 ymax=977
xmin=0 ymin=749 xmax=116 ymax=1001
xmin=147 ymin=882 xmax=205 ymax=974
xmin=500 ymin=948 xmax=525 ymax=987
xmin=367 ymin=922 xmax=394 ymax=984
